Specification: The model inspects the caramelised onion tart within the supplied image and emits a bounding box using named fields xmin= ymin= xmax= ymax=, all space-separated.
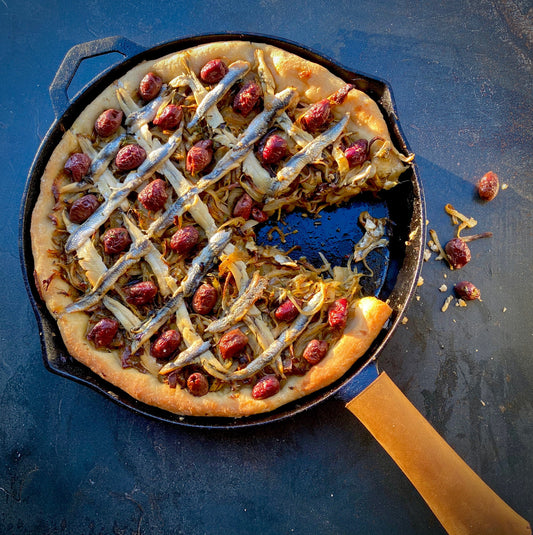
xmin=31 ymin=41 xmax=412 ymax=417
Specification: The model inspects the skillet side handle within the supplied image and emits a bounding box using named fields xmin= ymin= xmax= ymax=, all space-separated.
xmin=49 ymin=36 xmax=145 ymax=117
xmin=346 ymin=372 xmax=531 ymax=535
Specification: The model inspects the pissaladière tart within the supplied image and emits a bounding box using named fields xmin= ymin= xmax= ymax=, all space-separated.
xmin=31 ymin=41 xmax=412 ymax=417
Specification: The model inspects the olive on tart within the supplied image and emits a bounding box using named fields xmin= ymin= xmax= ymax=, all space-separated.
xmin=31 ymin=41 xmax=412 ymax=417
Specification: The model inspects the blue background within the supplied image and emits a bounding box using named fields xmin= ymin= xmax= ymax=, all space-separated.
xmin=1 ymin=1 xmax=532 ymax=533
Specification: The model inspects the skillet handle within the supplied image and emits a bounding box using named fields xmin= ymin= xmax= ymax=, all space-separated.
xmin=346 ymin=372 xmax=531 ymax=535
xmin=49 ymin=36 xmax=145 ymax=117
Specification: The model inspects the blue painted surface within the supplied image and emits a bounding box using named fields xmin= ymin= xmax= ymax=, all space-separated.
xmin=1 ymin=1 xmax=532 ymax=533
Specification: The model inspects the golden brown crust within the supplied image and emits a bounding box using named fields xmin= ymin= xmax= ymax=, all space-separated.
xmin=54 ymin=297 xmax=390 ymax=417
xmin=31 ymin=41 xmax=398 ymax=417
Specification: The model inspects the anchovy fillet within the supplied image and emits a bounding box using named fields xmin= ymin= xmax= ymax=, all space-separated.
xmin=148 ymin=87 xmax=298 ymax=237
xmin=206 ymin=292 xmax=323 ymax=381
xmin=124 ymin=85 xmax=172 ymax=132
xmin=130 ymin=229 xmax=232 ymax=352
xmin=275 ymin=112 xmax=314 ymax=148
xmin=205 ymin=272 xmax=268 ymax=333
xmin=181 ymin=229 xmax=233 ymax=297
xmin=255 ymin=48 xmax=275 ymax=98
xmin=90 ymin=133 xmax=127 ymax=180
xmin=146 ymin=185 xmax=200 ymax=238
xmin=158 ymin=340 xmax=212 ymax=375
xmin=63 ymin=238 xmax=152 ymax=314
xmin=65 ymin=129 xmax=182 ymax=253
xmin=122 ymin=214 xmax=177 ymax=296
xmin=267 ymin=114 xmax=350 ymax=197
xmin=187 ymin=60 xmax=250 ymax=130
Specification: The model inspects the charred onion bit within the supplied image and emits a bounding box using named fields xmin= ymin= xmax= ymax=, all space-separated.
xmin=88 ymin=318 xmax=119 ymax=348
xmin=454 ymin=281 xmax=481 ymax=300
xmin=477 ymin=171 xmax=500 ymax=201
xmin=252 ymin=375 xmax=280 ymax=400
xmin=461 ymin=232 xmax=493 ymax=243
xmin=328 ymin=298 xmax=348 ymax=329
xmin=444 ymin=238 xmax=471 ymax=269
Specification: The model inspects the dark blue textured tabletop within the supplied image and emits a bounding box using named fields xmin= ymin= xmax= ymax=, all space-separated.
xmin=1 ymin=1 xmax=532 ymax=534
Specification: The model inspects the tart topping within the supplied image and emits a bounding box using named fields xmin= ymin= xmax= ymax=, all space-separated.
xmin=261 ymin=134 xmax=288 ymax=164
xmin=88 ymin=318 xmax=119 ymax=348
xmin=95 ymin=109 xmax=123 ymax=137
xmin=328 ymin=298 xmax=348 ymax=330
xmin=188 ymin=60 xmax=251 ymax=129
xmin=170 ymin=226 xmax=200 ymax=255
xmin=186 ymin=139 xmax=213 ymax=175
xmin=303 ymin=339 xmax=328 ymax=365
xmin=64 ymin=153 xmax=91 ymax=182
xmin=219 ymin=328 xmax=249 ymax=360
xmin=252 ymin=375 xmax=280 ymax=400
xmin=125 ymin=281 xmax=158 ymax=306
xmin=187 ymin=372 xmax=210 ymax=396
xmin=200 ymin=59 xmax=229 ymax=84
xmin=101 ymin=227 xmax=132 ymax=255
xmin=274 ymin=299 xmax=300 ymax=323
xmin=233 ymin=80 xmax=262 ymax=116
xmin=251 ymin=207 xmax=268 ymax=222
xmin=300 ymin=99 xmax=331 ymax=132
xmin=153 ymin=104 xmax=183 ymax=130
xmin=69 ymin=194 xmax=100 ymax=224
xmin=138 ymin=179 xmax=168 ymax=212
xmin=151 ymin=329 xmax=182 ymax=360
xmin=233 ymin=193 xmax=253 ymax=219
xmin=345 ymin=139 xmax=369 ymax=168
xmin=115 ymin=144 xmax=147 ymax=171
xmin=328 ymin=83 xmax=355 ymax=105
xmin=139 ymin=72 xmax=163 ymax=101
xmin=192 ymin=284 xmax=218 ymax=315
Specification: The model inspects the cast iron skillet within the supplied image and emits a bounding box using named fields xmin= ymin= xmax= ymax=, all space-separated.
xmin=19 ymin=35 xmax=530 ymax=534
xmin=20 ymin=33 xmax=424 ymax=427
